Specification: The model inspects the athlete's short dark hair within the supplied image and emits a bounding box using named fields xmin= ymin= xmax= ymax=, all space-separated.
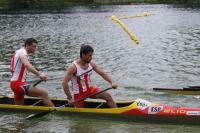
xmin=80 ymin=45 xmax=94 ymax=57
xmin=24 ymin=38 xmax=38 ymax=46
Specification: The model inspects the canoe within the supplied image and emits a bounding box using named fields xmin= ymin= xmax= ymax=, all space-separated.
xmin=0 ymin=95 xmax=200 ymax=125
xmin=153 ymin=86 xmax=200 ymax=95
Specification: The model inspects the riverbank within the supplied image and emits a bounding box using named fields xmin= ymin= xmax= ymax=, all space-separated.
xmin=0 ymin=0 xmax=92 ymax=9
xmin=0 ymin=0 xmax=200 ymax=9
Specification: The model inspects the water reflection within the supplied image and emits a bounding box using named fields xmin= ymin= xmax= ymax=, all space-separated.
xmin=23 ymin=115 xmax=200 ymax=133
xmin=0 ymin=114 xmax=26 ymax=132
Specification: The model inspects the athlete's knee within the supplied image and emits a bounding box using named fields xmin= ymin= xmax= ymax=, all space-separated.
xmin=103 ymin=92 xmax=113 ymax=101
xmin=40 ymin=90 xmax=49 ymax=98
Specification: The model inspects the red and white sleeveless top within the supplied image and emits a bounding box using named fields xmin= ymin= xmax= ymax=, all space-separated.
xmin=71 ymin=61 xmax=93 ymax=94
xmin=10 ymin=47 xmax=28 ymax=82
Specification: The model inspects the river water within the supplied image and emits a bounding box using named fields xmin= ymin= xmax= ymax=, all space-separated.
xmin=0 ymin=4 xmax=200 ymax=132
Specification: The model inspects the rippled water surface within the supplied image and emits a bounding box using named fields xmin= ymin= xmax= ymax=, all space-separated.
xmin=0 ymin=4 xmax=200 ymax=132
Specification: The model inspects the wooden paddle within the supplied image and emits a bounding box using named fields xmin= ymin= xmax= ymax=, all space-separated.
xmin=26 ymin=87 xmax=112 ymax=119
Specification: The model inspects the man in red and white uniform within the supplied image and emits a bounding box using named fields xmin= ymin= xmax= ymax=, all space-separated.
xmin=10 ymin=38 xmax=54 ymax=107
xmin=62 ymin=45 xmax=117 ymax=108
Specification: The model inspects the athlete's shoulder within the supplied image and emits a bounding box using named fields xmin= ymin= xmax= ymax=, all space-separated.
xmin=68 ymin=62 xmax=77 ymax=74
xmin=90 ymin=60 xmax=96 ymax=68
xmin=17 ymin=47 xmax=27 ymax=57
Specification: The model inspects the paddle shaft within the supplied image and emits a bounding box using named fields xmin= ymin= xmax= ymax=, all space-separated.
xmin=50 ymin=87 xmax=112 ymax=110
xmin=73 ymin=87 xmax=112 ymax=104
xmin=26 ymin=87 xmax=112 ymax=119
xmin=33 ymin=80 xmax=42 ymax=87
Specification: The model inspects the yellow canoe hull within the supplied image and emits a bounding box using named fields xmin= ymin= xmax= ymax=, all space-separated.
xmin=0 ymin=96 xmax=200 ymax=125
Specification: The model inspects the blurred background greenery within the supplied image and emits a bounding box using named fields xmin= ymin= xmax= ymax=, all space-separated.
xmin=0 ymin=0 xmax=200 ymax=9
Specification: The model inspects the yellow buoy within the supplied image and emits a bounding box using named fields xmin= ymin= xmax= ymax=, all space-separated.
xmin=143 ymin=12 xmax=148 ymax=16
xmin=111 ymin=15 xmax=116 ymax=20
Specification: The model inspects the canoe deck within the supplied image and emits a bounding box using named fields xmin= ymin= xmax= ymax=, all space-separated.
xmin=0 ymin=95 xmax=132 ymax=109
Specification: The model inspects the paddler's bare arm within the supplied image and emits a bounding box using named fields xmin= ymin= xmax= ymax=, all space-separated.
xmin=91 ymin=61 xmax=117 ymax=89
xmin=20 ymin=56 xmax=47 ymax=81
xmin=62 ymin=64 xmax=76 ymax=101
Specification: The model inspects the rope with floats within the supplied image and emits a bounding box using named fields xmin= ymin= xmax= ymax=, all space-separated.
xmin=111 ymin=15 xmax=140 ymax=45
xmin=119 ymin=12 xmax=155 ymax=20
xmin=111 ymin=12 xmax=155 ymax=45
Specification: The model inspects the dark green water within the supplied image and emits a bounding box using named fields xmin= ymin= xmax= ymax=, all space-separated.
xmin=0 ymin=4 xmax=200 ymax=132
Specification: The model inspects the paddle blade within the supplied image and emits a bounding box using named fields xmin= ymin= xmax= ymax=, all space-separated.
xmin=26 ymin=110 xmax=52 ymax=119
